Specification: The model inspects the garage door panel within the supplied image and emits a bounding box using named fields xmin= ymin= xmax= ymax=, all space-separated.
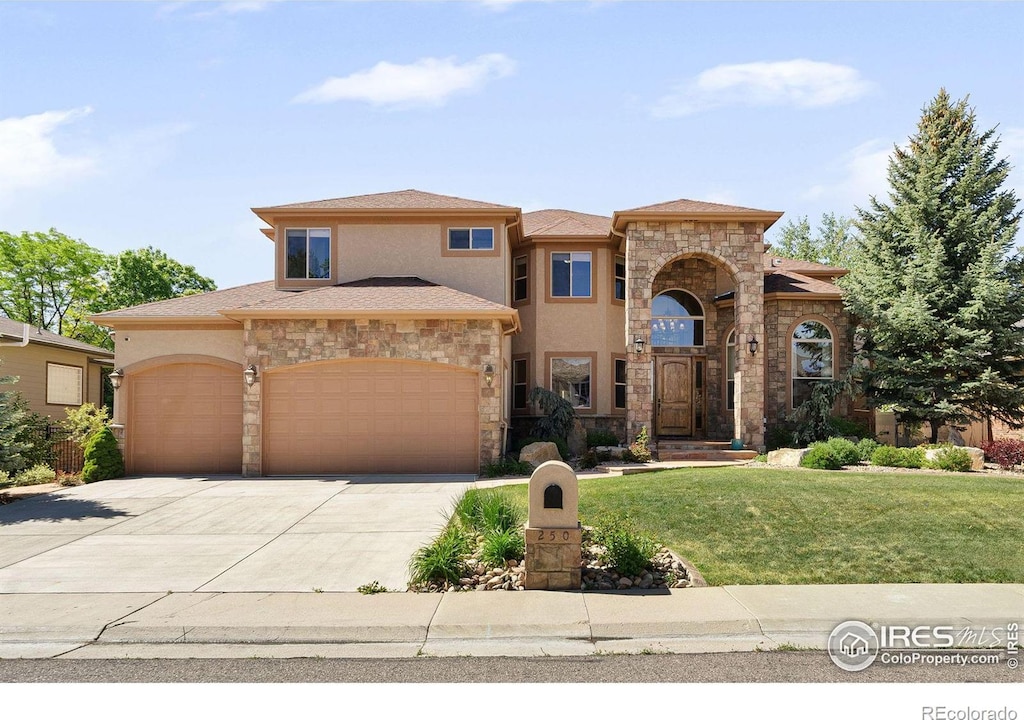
xmin=129 ymin=363 xmax=242 ymax=475
xmin=263 ymin=360 xmax=479 ymax=475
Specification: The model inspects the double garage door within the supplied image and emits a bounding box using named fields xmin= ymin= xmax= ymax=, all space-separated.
xmin=128 ymin=359 xmax=479 ymax=475
xmin=263 ymin=359 xmax=480 ymax=475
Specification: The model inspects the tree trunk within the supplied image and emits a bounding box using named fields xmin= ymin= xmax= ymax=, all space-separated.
xmin=930 ymin=420 xmax=940 ymax=445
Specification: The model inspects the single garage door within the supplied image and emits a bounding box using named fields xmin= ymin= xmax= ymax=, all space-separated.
xmin=263 ymin=359 xmax=479 ymax=475
xmin=129 ymin=362 xmax=243 ymax=475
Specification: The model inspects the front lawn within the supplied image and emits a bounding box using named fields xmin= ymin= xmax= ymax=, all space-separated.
xmin=482 ymin=467 xmax=1024 ymax=586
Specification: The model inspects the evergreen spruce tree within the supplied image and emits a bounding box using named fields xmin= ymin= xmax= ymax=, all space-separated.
xmin=842 ymin=90 xmax=1024 ymax=443
xmin=0 ymin=363 xmax=31 ymax=475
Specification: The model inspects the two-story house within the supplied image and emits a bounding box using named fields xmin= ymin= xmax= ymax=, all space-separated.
xmin=95 ymin=189 xmax=854 ymax=476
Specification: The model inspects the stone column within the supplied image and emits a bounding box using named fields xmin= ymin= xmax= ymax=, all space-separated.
xmin=625 ymin=225 xmax=654 ymax=442
xmin=241 ymin=319 xmax=261 ymax=477
xmin=735 ymin=275 xmax=766 ymax=451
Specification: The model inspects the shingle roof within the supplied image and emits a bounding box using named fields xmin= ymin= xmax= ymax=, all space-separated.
xmin=523 ymin=209 xmax=612 ymax=237
xmin=619 ymin=198 xmax=778 ymax=214
xmin=764 ymin=270 xmax=842 ymax=296
xmin=255 ymin=189 xmax=518 ymax=212
xmin=764 ymin=255 xmax=847 ymax=276
xmin=228 ymin=277 xmax=514 ymax=315
xmin=0 ymin=316 xmax=114 ymax=356
xmin=92 ymin=281 xmax=282 ymax=320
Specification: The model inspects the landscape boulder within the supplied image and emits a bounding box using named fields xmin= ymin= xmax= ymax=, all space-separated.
xmin=519 ymin=441 xmax=562 ymax=468
xmin=766 ymin=448 xmax=810 ymax=467
xmin=924 ymin=446 xmax=985 ymax=471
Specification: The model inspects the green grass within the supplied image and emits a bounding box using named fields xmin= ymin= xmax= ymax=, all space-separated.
xmin=479 ymin=467 xmax=1024 ymax=586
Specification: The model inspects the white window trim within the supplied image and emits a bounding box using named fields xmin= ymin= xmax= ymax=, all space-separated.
xmin=550 ymin=251 xmax=592 ymax=298
xmin=284 ymin=227 xmax=331 ymax=280
xmin=47 ymin=363 xmax=83 ymax=406
xmin=447 ymin=227 xmax=495 ymax=251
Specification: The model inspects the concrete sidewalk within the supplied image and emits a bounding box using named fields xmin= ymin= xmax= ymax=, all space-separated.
xmin=1 ymin=583 xmax=1020 ymax=659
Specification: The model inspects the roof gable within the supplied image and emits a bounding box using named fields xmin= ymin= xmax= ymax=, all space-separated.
xmin=523 ymin=209 xmax=611 ymax=238
xmin=255 ymin=189 xmax=518 ymax=212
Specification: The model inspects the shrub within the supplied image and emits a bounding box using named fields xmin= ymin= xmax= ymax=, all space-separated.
xmin=578 ymin=449 xmax=599 ymax=470
xmin=593 ymin=518 xmax=658 ymax=577
xmin=408 ymin=524 xmax=473 ymax=586
xmin=982 ymin=438 xmax=1024 ymax=470
xmin=479 ymin=527 xmax=525 ymax=568
xmin=14 ymin=463 xmax=56 ymax=486
xmin=787 ymin=376 xmax=854 ymax=446
xmin=753 ymin=454 xmax=768 ymax=463
xmin=528 ymin=386 xmax=577 ymax=446
xmin=856 ymin=438 xmax=881 ymax=462
xmin=452 ymin=489 xmax=524 ymax=535
xmin=829 ymin=416 xmax=873 ymax=440
xmin=81 ymin=427 xmax=124 ymax=483
xmin=0 ymin=469 xmax=10 ymax=487
xmin=480 ymin=457 xmax=533 ymax=478
xmin=624 ymin=426 xmax=652 ymax=463
xmin=55 ymin=470 xmax=83 ymax=487
xmin=825 ymin=437 xmax=861 ymax=467
xmin=587 ymin=428 xmax=620 ymax=448
xmin=925 ymin=446 xmax=973 ymax=473
xmin=800 ymin=442 xmax=844 ymax=470
xmin=870 ymin=445 xmax=925 ymax=469
xmin=61 ymin=403 xmax=110 ymax=447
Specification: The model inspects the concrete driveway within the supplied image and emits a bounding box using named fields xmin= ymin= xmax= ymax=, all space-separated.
xmin=0 ymin=475 xmax=474 ymax=593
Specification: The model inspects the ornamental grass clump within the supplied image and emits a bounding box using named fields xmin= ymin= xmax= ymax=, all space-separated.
xmin=408 ymin=524 xmax=473 ymax=587
xmin=592 ymin=518 xmax=658 ymax=578
xmin=480 ymin=527 xmax=525 ymax=568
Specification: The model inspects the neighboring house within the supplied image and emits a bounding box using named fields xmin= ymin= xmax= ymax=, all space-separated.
xmin=0 ymin=316 xmax=114 ymax=418
xmin=93 ymin=189 xmax=855 ymax=477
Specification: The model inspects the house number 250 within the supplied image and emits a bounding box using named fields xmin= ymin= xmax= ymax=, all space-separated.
xmin=540 ymin=531 xmax=571 ymax=541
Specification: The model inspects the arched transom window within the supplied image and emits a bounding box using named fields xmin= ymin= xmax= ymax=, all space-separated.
xmin=651 ymin=290 xmax=704 ymax=347
xmin=792 ymin=320 xmax=834 ymax=408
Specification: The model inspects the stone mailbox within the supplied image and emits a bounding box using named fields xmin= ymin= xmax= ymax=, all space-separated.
xmin=524 ymin=460 xmax=581 ymax=591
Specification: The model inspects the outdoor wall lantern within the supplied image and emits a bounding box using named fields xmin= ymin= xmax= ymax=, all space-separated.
xmin=483 ymin=364 xmax=495 ymax=387
xmin=243 ymin=364 xmax=259 ymax=388
xmin=747 ymin=336 xmax=759 ymax=356
xmin=108 ymin=368 xmax=124 ymax=391
xmin=633 ymin=336 xmax=646 ymax=354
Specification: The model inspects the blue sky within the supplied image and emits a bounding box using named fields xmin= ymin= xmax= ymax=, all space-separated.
xmin=1 ymin=0 xmax=1022 ymax=289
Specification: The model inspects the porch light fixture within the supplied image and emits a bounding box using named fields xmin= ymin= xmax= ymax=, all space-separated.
xmin=483 ymin=364 xmax=495 ymax=387
xmin=108 ymin=368 xmax=124 ymax=391
xmin=747 ymin=336 xmax=759 ymax=356
xmin=633 ymin=336 xmax=646 ymax=354
xmin=243 ymin=364 xmax=258 ymax=388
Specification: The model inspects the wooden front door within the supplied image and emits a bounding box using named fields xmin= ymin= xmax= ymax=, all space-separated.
xmin=656 ymin=356 xmax=705 ymax=437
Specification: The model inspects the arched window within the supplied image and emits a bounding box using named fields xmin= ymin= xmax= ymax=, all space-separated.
xmin=792 ymin=320 xmax=834 ymax=408
xmin=725 ymin=329 xmax=736 ymax=410
xmin=651 ymin=290 xmax=704 ymax=347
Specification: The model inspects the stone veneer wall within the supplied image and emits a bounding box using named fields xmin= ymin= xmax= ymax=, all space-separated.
xmin=763 ymin=298 xmax=854 ymax=433
xmin=241 ymin=317 xmax=503 ymax=476
xmin=627 ymin=221 xmax=766 ymax=449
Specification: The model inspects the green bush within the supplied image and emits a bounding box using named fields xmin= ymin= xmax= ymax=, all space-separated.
xmin=61 ymin=403 xmax=110 ymax=447
xmin=14 ymin=463 xmax=56 ymax=486
xmin=856 ymin=438 xmax=881 ymax=462
xmin=870 ymin=445 xmax=925 ymax=469
xmin=800 ymin=442 xmax=845 ymax=470
xmin=81 ymin=427 xmax=124 ymax=483
xmin=578 ymin=449 xmax=599 ymax=470
xmin=0 ymin=469 xmax=9 ymax=486
xmin=480 ymin=457 xmax=533 ymax=478
xmin=593 ymin=518 xmax=658 ymax=577
xmin=825 ymin=437 xmax=861 ymax=466
xmin=925 ymin=446 xmax=973 ymax=472
xmin=408 ymin=524 xmax=473 ymax=586
xmin=624 ymin=426 xmax=652 ymax=463
xmin=479 ymin=527 xmax=525 ymax=568
xmin=830 ymin=416 xmax=873 ymax=440
xmin=586 ymin=428 xmax=620 ymax=447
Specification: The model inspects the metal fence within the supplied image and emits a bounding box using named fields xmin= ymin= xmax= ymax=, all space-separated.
xmin=29 ymin=425 xmax=85 ymax=474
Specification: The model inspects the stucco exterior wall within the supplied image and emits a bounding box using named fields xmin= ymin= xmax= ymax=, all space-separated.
xmin=242 ymin=317 xmax=504 ymax=476
xmin=511 ymin=243 xmax=627 ymax=420
xmin=0 ymin=343 xmax=108 ymax=418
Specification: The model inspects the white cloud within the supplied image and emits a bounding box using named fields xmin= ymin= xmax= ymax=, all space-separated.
xmin=653 ymin=59 xmax=873 ymax=118
xmin=0 ymin=107 xmax=97 ymax=200
xmin=292 ymin=54 xmax=517 ymax=108
xmin=803 ymin=139 xmax=893 ymax=209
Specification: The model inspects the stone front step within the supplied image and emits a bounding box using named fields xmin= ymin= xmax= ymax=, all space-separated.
xmin=656 ymin=449 xmax=758 ymax=462
xmin=653 ymin=440 xmax=757 ymax=462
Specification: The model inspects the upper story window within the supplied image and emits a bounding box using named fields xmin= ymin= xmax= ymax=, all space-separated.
xmin=651 ymin=290 xmax=705 ymax=347
xmin=448 ymin=227 xmax=494 ymax=251
xmin=792 ymin=320 xmax=834 ymax=408
xmin=513 ymin=255 xmax=528 ymax=303
xmin=551 ymin=252 xmax=591 ymax=298
xmin=614 ymin=255 xmax=626 ymax=301
xmin=286 ymin=228 xmax=331 ymax=279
